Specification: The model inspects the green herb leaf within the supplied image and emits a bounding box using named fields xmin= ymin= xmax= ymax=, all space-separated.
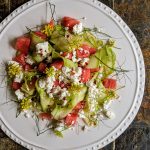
xmin=54 ymin=130 xmax=63 ymax=138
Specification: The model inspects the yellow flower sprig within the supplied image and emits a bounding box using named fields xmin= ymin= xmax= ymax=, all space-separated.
xmin=45 ymin=67 xmax=56 ymax=77
xmin=42 ymin=24 xmax=54 ymax=37
xmin=20 ymin=98 xmax=32 ymax=110
xmin=7 ymin=63 xmax=22 ymax=78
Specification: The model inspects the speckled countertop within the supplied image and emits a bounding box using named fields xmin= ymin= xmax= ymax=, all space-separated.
xmin=0 ymin=0 xmax=149 ymax=150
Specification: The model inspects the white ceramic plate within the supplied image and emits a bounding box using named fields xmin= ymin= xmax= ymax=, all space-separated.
xmin=0 ymin=0 xmax=145 ymax=150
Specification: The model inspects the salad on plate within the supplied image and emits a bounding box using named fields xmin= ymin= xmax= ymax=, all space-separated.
xmin=6 ymin=16 xmax=120 ymax=137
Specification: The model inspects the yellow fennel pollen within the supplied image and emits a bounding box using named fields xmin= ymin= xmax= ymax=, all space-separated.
xmin=42 ymin=24 xmax=53 ymax=37
xmin=20 ymin=98 xmax=32 ymax=110
xmin=45 ymin=67 xmax=55 ymax=76
xmin=8 ymin=64 xmax=21 ymax=78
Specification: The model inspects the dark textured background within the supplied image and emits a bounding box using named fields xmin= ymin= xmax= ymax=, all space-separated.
xmin=0 ymin=0 xmax=150 ymax=150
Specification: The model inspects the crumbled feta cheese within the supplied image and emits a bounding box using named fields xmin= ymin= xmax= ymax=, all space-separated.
xmin=14 ymin=72 xmax=23 ymax=83
xmin=105 ymin=110 xmax=115 ymax=119
xmin=52 ymin=66 xmax=57 ymax=71
xmin=75 ymin=67 xmax=82 ymax=76
xmin=15 ymin=89 xmax=24 ymax=100
xmin=86 ymin=81 xmax=93 ymax=87
xmin=55 ymin=122 xmax=65 ymax=131
xmin=63 ymin=100 xmax=68 ymax=106
xmin=46 ymin=76 xmax=55 ymax=93
xmin=60 ymin=88 xmax=70 ymax=100
xmin=86 ymin=82 xmax=100 ymax=111
xmin=46 ymin=56 xmax=52 ymax=63
xmin=70 ymin=67 xmax=82 ymax=84
xmin=77 ymin=58 xmax=82 ymax=62
xmin=98 ymin=113 xmax=105 ymax=119
xmin=79 ymin=110 xmax=86 ymax=119
xmin=55 ymin=126 xmax=63 ymax=131
xmin=73 ymin=23 xmax=83 ymax=34
xmin=60 ymin=67 xmax=82 ymax=84
xmin=72 ymin=50 xmax=77 ymax=62
xmin=36 ymin=42 xmax=49 ymax=57
xmin=98 ymin=27 xmax=104 ymax=33
xmin=62 ymin=67 xmax=71 ymax=76
xmin=78 ymin=47 xmax=83 ymax=51
xmin=103 ymin=100 xmax=112 ymax=110
xmin=8 ymin=61 xmax=20 ymax=66
xmin=84 ymin=50 xmax=89 ymax=54
xmin=25 ymin=55 xmax=35 ymax=65
xmin=48 ymin=124 xmax=53 ymax=129
xmin=98 ymin=73 xmax=103 ymax=79
xmin=53 ymin=86 xmax=61 ymax=94
xmin=65 ymin=27 xmax=69 ymax=30
xmin=59 ymin=75 xmax=64 ymax=82
xmin=88 ymin=85 xmax=99 ymax=99
xmin=39 ymin=79 xmax=46 ymax=89
xmin=65 ymin=53 xmax=70 ymax=59
xmin=71 ymin=121 xmax=75 ymax=125
xmin=48 ymin=93 xmax=53 ymax=98
xmin=80 ymin=58 xmax=89 ymax=66
xmin=70 ymin=76 xmax=80 ymax=84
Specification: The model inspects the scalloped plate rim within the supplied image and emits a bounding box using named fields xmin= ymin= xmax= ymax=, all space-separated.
xmin=0 ymin=0 xmax=145 ymax=150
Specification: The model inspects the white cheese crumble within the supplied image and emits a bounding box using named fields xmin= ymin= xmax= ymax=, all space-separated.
xmin=88 ymin=85 xmax=99 ymax=98
xmin=105 ymin=110 xmax=115 ymax=119
xmin=73 ymin=23 xmax=83 ymax=34
xmin=53 ymin=86 xmax=61 ymax=94
xmin=59 ymin=75 xmax=64 ymax=82
xmin=8 ymin=60 xmax=20 ymax=66
xmin=36 ymin=42 xmax=49 ymax=57
xmin=59 ymin=88 xmax=70 ymax=100
xmin=86 ymin=81 xmax=100 ymax=112
xmin=65 ymin=27 xmax=69 ymax=30
xmin=79 ymin=110 xmax=86 ymax=119
xmin=77 ymin=58 xmax=82 ymax=62
xmin=65 ymin=53 xmax=70 ymax=59
xmin=39 ymin=79 xmax=46 ymax=89
xmin=55 ymin=122 xmax=65 ymax=131
xmin=14 ymin=72 xmax=23 ymax=83
xmin=75 ymin=67 xmax=82 ymax=76
xmin=103 ymin=100 xmax=112 ymax=110
xmin=62 ymin=67 xmax=71 ymax=77
xmin=46 ymin=56 xmax=52 ymax=63
xmin=62 ymin=100 xmax=68 ymax=106
xmin=80 ymin=58 xmax=89 ymax=66
xmin=98 ymin=73 xmax=103 ymax=79
xmin=72 ymin=49 xmax=77 ymax=62
xmin=97 ymin=27 xmax=104 ymax=33
xmin=70 ymin=67 xmax=82 ymax=84
xmin=15 ymin=89 xmax=24 ymax=100
xmin=48 ymin=93 xmax=53 ymax=98
xmin=25 ymin=55 xmax=35 ymax=65
xmin=46 ymin=76 xmax=55 ymax=93
xmin=78 ymin=47 xmax=83 ymax=51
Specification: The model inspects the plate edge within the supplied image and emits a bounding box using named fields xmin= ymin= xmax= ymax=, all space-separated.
xmin=0 ymin=0 xmax=145 ymax=150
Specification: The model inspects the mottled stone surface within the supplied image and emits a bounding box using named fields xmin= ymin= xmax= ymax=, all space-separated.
xmin=0 ymin=0 xmax=149 ymax=150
